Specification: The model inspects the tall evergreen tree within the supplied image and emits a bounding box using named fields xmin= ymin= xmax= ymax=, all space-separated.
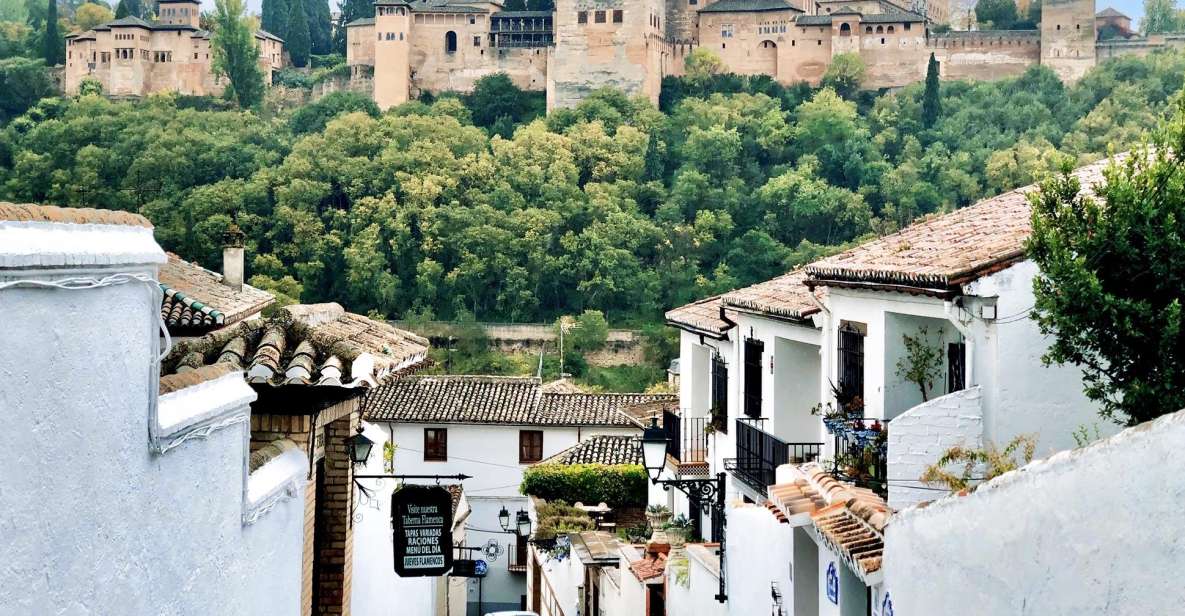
xmin=113 ymin=0 xmax=127 ymax=17
xmin=211 ymin=0 xmax=264 ymax=107
xmin=261 ymin=0 xmax=288 ymax=38
xmin=42 ymin=0 xmax=60 ymax=65
xmin=304 ymin=0 xmax=331 ymax=55
xmin=332 ymin=0 xmax=371 ymax=53
xmin=285 ymin=0 xmax=310 ymax=67
xmin=1142 ymin=0 xmax=1178 ymax=34
xmin=922 ymin=52 xmax=941 ymax=128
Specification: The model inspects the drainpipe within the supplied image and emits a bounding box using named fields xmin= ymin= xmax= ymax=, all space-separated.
xmin=944 ymin=299 xmax=975 ymax=388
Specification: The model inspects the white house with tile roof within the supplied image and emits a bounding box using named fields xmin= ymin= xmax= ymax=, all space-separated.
xmin=805 ymin=156 xmax=1120 ymax=509
xmin=357 ymin=375 xmax=673 ymax=616
xmin=0 ymin=204 xmax=307 ymax=614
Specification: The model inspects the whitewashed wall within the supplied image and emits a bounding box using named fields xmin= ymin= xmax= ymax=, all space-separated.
xmin=964 ymin=260 xmax=1115 ymax=454
xmin=666 ymin=546 xmax=729 ymax=616
xmin=887 ymin=386 xmax=984 ymax=510
xmin=0 ymin=222 xmax=304 ymax=616
xmin=885 ymin=409 xmax=1185 ymax=615
xmin=726 ymin=504 xmax=794 ymax=615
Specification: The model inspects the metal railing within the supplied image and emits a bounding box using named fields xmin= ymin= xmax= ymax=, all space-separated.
xmin=829 ymin=417 xmax=889 ymax=496
xmin=730 ymin=419 xmax=822 ymax=495
xmin=662 ymin=409 xmax=709 ymax=464
xmin=507 ymin=542 xmax=527 ymax=573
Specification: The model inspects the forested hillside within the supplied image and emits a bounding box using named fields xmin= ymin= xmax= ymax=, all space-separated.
xmin=1 ymin=52 xmax=1182 ymax=324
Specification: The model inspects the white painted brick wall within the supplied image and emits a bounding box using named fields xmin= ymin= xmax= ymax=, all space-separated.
xmin=887 ymin=386 xmax=984 ymax=510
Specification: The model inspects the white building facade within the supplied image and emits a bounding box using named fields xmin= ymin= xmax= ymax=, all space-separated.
xmin=0 ymin=206 xmax=307 ymax=615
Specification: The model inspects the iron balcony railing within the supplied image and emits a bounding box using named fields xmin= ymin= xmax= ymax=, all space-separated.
xmin=828 ymin=417 xmax=889 ymax=496
xmin=507 ymin=542 xmax=527 ymax=573
xmin=728 ymin=418 xmax=822 ymax=495
xmin=662 ymin=409 xmax=710 ymax=464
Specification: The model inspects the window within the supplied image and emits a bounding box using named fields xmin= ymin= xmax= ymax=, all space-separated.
xmin=424 ymin=428 xmax=448 ymax=461
xmin=594 ymin=10 xmax=606 ymax=23
xmin=743 ymin=338 xmax=763 ymax=418
xmin=904 ymin=22 xmax=911 ymax=31
xmin=887 ymin=25 xmax=895 ymax=33
xmin=689 ymin=0 xmax=697 ymax=5
xmin=474 ymin=35 xmax=481 ymax=46
xmin=519 ymin=430 xmax=543 ymax=463
xmin=947 ymin=341 xmax=966 ymax=393
xmin=721 ymin=23 xmax=733 ymax=38
xmin=865 ymin=26 xmax=872 ymax=33
xmin=470 ymin=15 xmax=476 ymax=24
xmin=876 ymin=25 xmax=883 ymax=33
xmin=445 ymin=30 xmax=457 ymax=53
xmin=837 ymin=321 xmax=866 ymax=412
xmin=578 ymin=10 xmax=587 ymax=23
xmin=711 ymin=353 xmax=728 ymax=433
xmin=839 ymin=22 xmax=851 ymax=36
xmin=613 ymin=9 xmax=623 ymax=23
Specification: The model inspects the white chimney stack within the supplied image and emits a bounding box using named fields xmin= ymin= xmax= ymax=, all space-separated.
xmin=222 ymin=225 xmax=245 ymax=291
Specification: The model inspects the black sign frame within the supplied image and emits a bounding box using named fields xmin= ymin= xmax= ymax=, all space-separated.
xmin=391 ymin=484 xmax=454 ymax=577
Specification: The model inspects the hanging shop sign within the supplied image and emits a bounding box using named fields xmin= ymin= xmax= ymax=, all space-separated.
xmin=392 ymin=484 xmax=454 ymax=577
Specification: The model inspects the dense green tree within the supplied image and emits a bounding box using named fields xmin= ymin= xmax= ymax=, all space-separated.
xmin=821 ymin=52 xmax=864 ymax=99
xmin=1027 ymin=107 xmax=1185 ymax=425
xmin=211 ymin=0 xmax=265 ymax=108
xmin=113 ymin=0 xmax=126 ymax=17
xmin=465 ymin=72 xmax=544 ymax=129
xmin=261 ymin=0 xmax=288 ymax=38
xmin=975 ymin=0 xmax=1018 ymax=29
xmin=74 ymin=2 xmax=112 ymax=29
xmin=41 ymin=0 xmax=59 ymax=65
xmin=288 ymin=91 xmax=379 ymax=134
xmin=285 ymin=0 xmax=310 ymax=67
xmin=922 ymin=52 xmax=940 ymax=128
xmin=304 ymin=0 xmax=331 ymax=55
xmin=1142 ymin=0 xmax=1178 ymax=33
xmin=0 ymin=56 xmax=53 ymax=121
xmin=0 ymin=0 xmax=27 ymax=21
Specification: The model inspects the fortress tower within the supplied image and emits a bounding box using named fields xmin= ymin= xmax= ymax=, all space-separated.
xmin=157 ymin=0 xmax=200 ymax=27
xmin=374 ymin=0 xmax=413 ymax=109
xmin=1040 ymin=0 xmax=1096 ymax=82
xmin=548 ymin=0 xmax=666 ymax=109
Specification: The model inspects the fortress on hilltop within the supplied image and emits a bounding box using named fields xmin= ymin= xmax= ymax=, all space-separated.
xmin=344 ymin=0 xmax=1185 ymax=110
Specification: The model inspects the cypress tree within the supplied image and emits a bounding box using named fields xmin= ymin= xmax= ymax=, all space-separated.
xmin=261 ymin=0 xmax=288 ymax=38
xmin=285 ymin=0 xmax=310 ymax=67
xmin=922 ymin=52 xmax=941 ymax=128
xmin=114 ymin=0 xmax=128 ymax=17
xmin=43 ymin=0 xmax=60 ymax=65
xmin=304 ymin=0 xmax=331 ymax=56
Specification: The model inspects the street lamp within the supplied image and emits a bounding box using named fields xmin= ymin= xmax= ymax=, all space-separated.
xmin=637 ymin=415 xmax=729 ymax=603
xmin=347 ymin=425 xmax=375 ymax=467
xmin=515 ymin=510 xmax=532 ymax=538
xmin=641 ymin=418 xmax=670 ymax=482
xmin=498 ymin=506 xmax=511 ymax=532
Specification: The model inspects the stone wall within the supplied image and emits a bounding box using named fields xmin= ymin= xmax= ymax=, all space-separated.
xmin=549 ymin=0 xmax=664 ymax=109
xmin=886 ymin=386 xmax=984 ymax=510
xmin=1041 ymin=0 xmax=1096 ymax=82
xmin=884 ymin=408 xmax=1185 ymax=614
xmin=928 ymin=31 xmax=1041 ymax=82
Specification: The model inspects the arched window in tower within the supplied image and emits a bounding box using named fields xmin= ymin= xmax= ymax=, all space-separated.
xmin=445 ymin=31 xmax=457 ymax=53
xmin=887 ymin=25 xmax=895 ymax=33
xmin=840 ymin=22 xmax=851 ymax=36
xmin=876 ymin=25 xmax=884 ymax=33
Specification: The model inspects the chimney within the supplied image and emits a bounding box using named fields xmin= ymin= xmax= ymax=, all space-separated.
xmin=222 ymin=225 xmax=245 ymax=291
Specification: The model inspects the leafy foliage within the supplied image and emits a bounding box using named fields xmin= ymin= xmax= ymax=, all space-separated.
xmin=922 ymin=52 xmax=940 ymax=128
xmin=1 ymin=53 xmax=1181 ymax=330
xmin=821 ymin=52 xmax=864 ymax=99
xmin=895 ymin=327 xmax=943 ymax=402
xmin=73 ymin=2 xmax=112 ymax=30
xmin=975 ymin=0 xmax=1019 ymax=30
xmin=532 ymin=500 xmax=595 ymax=542
xmin=1027 ymin=101 xmax=1185 ymax=426
xmin=920 ymin=435 xmax=1036 ymax=492
xmin=261 ymin=0 xmax=287 ymax=39
xmin=285 ymin=0 xmax=310 ymax=67
xmin=41 ymin=0 xmax=58 ymax=65
xmin=211 ymin=0 xmax=265 ymax=108
xmin=0 ymin=56 xmax=52 ymax=122
xmin=520 ymin=463 xmax=647 ymax=509
xmin=287 ymin=90 xmax=378 ymax=134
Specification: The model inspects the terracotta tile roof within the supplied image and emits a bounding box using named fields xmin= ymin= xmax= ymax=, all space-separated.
xmin=249 ymin=438 xmax=300 ymax=473
xmin=158 ymin=363 xmax=238 ymax=395
xmin=538 ymin=435 xmax=642 ymax=466
xmin=767 ymin=463 xmax=888 ymax=583
xmin=364 ymin=375 xmax=675 ymax=426
xmin=159 ymin=253 xmax=275 ymax=333
xmin=721 ymin=269 xmax=823 ymax=321
xmin=629 ymin=551 xmax=668 ymax=582
xmin=804 ymin=158 xmax=1112 ymax=293
xmin=665 ymin=295 xmax=735 ymax=337
xmin=163 ymin=303 xmax=428 ymax=388
xmin=0 ymin=202 xmax=152 ymax=228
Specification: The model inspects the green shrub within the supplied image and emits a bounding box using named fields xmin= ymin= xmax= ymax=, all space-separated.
xmin=310 ymin=62 xmax=351 ymax=85
xmin=273 ymin=68 xmax=312 ymax=89
xmin=287 ymin=91 xmax=379 ymax=134
xmin=521 ymin=463 xmax=647 ymax=509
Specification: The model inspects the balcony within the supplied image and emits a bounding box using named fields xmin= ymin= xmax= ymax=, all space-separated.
xmin=662 ymin=409 xmax=710 ymax=475
xmin=826 ymin=417 xmax=889 ymax=496
xmin=507 ymin=541 xmax=527 ymax=573
xmin=726 ymin=419 xmax=822 ymax=496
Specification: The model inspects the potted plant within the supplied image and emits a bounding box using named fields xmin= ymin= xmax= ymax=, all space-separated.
xmin=645 ymin=504 xmax=672 ymax=528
